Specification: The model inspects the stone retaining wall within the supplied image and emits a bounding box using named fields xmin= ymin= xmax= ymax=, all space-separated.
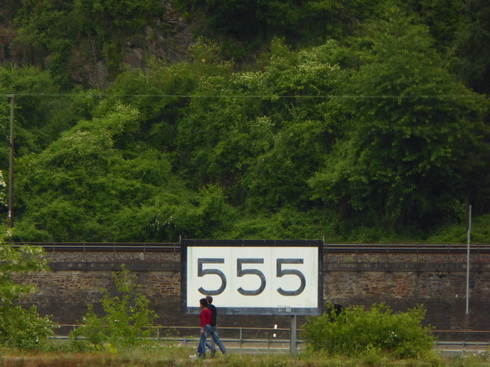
xmin=14 ymin=251 xmax=490 ymax=333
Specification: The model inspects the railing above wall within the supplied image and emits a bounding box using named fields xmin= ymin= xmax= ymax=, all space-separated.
xmin=323 ymin=243 xmax=490 ymax=254
xmin=5 ymin=242 xmax=490 ymax=254
xmin=6 ymin=242 xmax=181 ymax=252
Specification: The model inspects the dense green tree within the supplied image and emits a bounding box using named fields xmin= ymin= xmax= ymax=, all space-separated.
xmin=15 ymin=104 xmax=148 ymax=240
xmin=243 ymin=40 xmax=343 ymax=211
xmin=175 ymin=39 xmax=343 ymax=210
xmin=406 ymin=0 xmax=464 ymax=54
xmin=14 ymin=100 xmax=235 ymax=241
xmin=0 ymin=66 xmax=97 ymax=158
xmin=455 ymin=0 xmax=490 ymax=95
xmin=0 ymin=66 xmax=60 ymax=155
xmin=173 ymin=0 xmax=390 ymax=59
xmin=2 ymin=1 xmax=490 ymax=242
xmin=309 ymin=10 xmax=489 ymax=235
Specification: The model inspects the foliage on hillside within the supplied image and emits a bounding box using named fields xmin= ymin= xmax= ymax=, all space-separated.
xmin=0 ymin=1 xmax=489 ymax=242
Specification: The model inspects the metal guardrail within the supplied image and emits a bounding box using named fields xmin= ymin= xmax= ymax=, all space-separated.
xmin=6 ymin=242 xmax=490 ymax=254
xmin=323 ymin=243 xmax=490 ymax=254
xmin=55 ymin=325 xmax=294 ymax=339
xmin=49 ymin=325 xmax=490 ymax=355
xmin=55 ymin=324 xmax=490 ymax=339
xmin=49 ymin=335 xmax=490 ymax=355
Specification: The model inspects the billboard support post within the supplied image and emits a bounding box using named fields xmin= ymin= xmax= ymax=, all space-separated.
xmin=182 ymin=239 xmax=322 ymax=357
xmin=290 ymin=314 xmax=297 ymax=357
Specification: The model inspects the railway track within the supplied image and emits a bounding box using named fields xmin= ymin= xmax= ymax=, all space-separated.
xmin=6 ymin=241 xmax=490 ymax=254
xmin=7 ymin=241 xmax=181 ymax=252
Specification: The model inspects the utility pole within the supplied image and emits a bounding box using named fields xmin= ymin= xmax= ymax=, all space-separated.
xmin=8 ymin=94 xmax=14 ymax=230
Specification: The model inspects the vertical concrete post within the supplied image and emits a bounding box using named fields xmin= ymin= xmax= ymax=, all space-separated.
xmin=290 ymin=314 xmax=297 ymax=357
xmin=8 ymin=94 xmax=14 ymax=230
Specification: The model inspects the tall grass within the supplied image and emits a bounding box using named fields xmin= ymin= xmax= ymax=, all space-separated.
xmin=0 ymin=346 xmax=489 ymax=367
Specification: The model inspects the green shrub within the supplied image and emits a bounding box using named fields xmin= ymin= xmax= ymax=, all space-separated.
xmin=69 ymin=267 xmax=158 ymax=351
xmin=0 ymin=243 xmax=55 ymax=350
xmin=302 ymin=303 xmax=436 ymax=359
xmin=0 ymin=304 xmax=54 ymax=351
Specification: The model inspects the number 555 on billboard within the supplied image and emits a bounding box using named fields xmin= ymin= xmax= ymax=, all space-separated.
xmin=181 ymin=240 xmax=323 ymax=315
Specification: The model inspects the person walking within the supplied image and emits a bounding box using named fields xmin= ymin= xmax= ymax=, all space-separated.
xmin=205 ymin=296 xmax=227 ymax=355
xmin=190 ymin=298 xmax=216 ymax=359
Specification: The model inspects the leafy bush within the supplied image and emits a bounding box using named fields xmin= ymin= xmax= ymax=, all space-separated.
xmin=69 ymin=267 xmax=158 ymax=351
xmin=0 ymin=243 xmax=55 ymax=350
xmin=302 ymin=303 xmax=436 ymax=359
xmin=428 ymin=214 xmax=490 ymax=244
xmin=0 ymin=304 xmax=54 ymax=350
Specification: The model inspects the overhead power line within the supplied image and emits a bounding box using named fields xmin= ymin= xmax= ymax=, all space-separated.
xmin=0 ymin=92 xmax=485 ymax=99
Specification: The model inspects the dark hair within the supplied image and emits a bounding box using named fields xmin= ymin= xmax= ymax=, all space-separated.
xmin=206 ymin=296 xmax=213 ymax=304
xmin=200 ymin=298 xmax=208 ymax=307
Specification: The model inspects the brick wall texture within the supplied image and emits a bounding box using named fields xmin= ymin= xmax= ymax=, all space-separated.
xmin=13 ymin=250 xmax=490 ymax=333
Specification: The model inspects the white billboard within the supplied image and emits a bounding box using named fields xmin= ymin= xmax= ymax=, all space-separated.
xmin=182 ymin=240 xmax=323 ymax=315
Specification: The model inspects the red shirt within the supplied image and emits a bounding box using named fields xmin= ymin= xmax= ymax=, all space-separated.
xmin=200 ymin=307 xmax=212 ymax=327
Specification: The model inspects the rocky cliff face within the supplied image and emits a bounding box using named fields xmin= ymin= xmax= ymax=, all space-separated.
xmin=0 ymin=9 xmax=16 ymax=64
xmin=0 ymin=1 xmax=194 ymax=87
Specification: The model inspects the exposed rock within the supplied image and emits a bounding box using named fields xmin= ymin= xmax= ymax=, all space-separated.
xmin=0 ymin=0 xmax=195 ymax=88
